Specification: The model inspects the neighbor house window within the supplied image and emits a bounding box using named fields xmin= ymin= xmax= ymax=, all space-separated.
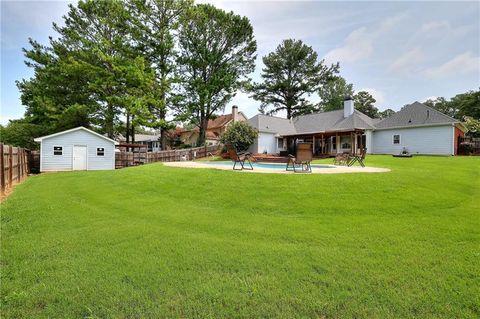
xmin=277 ymin=138 xmax=284 ymax=149
xmin=393 ymin=135 xmax=400 ymax=144
xmin=97 ymin=147 xmax=105 ymax=156
xmin=53 ymin=146 xmax=62 ymax=155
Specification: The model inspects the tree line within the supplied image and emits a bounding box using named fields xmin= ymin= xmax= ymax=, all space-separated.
xmin=1 ymin=0 xmax=478 ymax=149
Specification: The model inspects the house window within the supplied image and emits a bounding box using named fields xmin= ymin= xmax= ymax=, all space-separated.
xmin=97 ymin=147 xmax=105 ymax=156
xmin=393 ymin=134 xmax=400 ymax=144
xmin=53 ymin=146 xmax=63 ymax=155
xmin=332 ymin=137 xmax=336 ymax=150
xmin=277 ymin=138 xmax=284 ymax=149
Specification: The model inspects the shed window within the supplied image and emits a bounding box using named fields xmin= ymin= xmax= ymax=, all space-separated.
xmin=97 ymin=147 xmax=105 ymax=156
xmin=53 ymin=146 xmax=63 ymax=155
xmin=393 ymin=134 xmax=400 ymax=144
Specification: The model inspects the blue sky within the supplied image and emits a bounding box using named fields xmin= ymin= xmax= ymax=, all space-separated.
xmin=1 ymin=0 xmax=479 ymax=124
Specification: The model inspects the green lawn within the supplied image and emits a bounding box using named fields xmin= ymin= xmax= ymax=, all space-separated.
xmin=1 ymin=156 xmax=479 ymax=318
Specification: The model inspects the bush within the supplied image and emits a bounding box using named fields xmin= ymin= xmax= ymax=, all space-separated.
xmin=220 ymin=121 xmax=258 ymax=152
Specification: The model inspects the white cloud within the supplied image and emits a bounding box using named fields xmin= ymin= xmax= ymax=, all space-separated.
xmin=323 ymin=27 xmax=373 ymax=64
xmin=388 ymin=47 xmax=425 ymax=74
xmin=420 ymin=20 xmax=451 ymax=33
xmin=424 ymin=51 xmax=480 ymax=78
xmin=323 ymin=12 xmax=407 ymax=65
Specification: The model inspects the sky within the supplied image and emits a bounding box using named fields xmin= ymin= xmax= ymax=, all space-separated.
xmin=1 ymin=0 xmax=479 ymax=125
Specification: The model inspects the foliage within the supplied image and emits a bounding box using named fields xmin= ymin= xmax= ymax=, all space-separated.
xmin=129 ymin=0 xmax=193 ymax=147
xmin=463 ymin=116 xmax=480 ymax=137
xmin=318 ymin=75 xmax=354 ymax=112
xmin=175 ymin=4 xmax=256 ymax=146
xmin=353 ymin=91 xmax=379 ymax=118
xmin=0 ymin=120 xmax=45 ymax=149
xmin=424 ymin=90 xmax=480 ymax=120
xmin=220 ymin=121 xmax=258 ymax=151
xmin=250 ymin=39 xmax=339 ymax=119
xmin=1 ymin=156 xmax=479 ymax=318
xmin=378 ymin=108 xmax=395 ymax=119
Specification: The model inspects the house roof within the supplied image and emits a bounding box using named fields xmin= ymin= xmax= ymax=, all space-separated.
xmin=208 ymin=114 xmax=233 ymax=129
xmin=249 ymin=109 xmax=376 ymax=136
xmin=248 ymin=114 xmax=296 ymax=135
xmin=34 ymin=126 xmax=118 ymax=144
xmin=374 ymin=101 xmax=459 ymax=129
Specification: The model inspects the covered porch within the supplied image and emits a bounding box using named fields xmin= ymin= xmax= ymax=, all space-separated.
xmin=282 ymin=129 xmax=366 ymax=157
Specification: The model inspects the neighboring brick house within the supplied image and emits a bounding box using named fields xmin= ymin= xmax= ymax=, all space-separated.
xmin=178 ymin=106 xmax=248 ymax=146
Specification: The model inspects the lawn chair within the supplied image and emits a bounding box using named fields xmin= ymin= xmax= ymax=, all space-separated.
xmin=227 ymin=144 xmax=253 ymax=170
xmin=347 ymin=148 xmax=366 ymax=167
xmin=286 ymin=142 xmax=312 ymax=173
xmin=333 ymin=152 xmax=350 ymax=166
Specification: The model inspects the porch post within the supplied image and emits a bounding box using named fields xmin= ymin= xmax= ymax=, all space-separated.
xmin=312 ymin=135 xmax=315 ymax=155
xmin=336 ymin=133 xmax=340 ymax=154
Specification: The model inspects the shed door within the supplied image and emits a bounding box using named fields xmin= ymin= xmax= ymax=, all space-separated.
xmin=73 ymin=145 xmax=87 ymax=170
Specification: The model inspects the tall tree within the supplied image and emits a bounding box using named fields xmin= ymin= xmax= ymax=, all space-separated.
xmin=318 ymin=75 xmax=354 ymax=112
xmin=18 ymin=0 xmax=156 ymax=139
xmin=354 ymin=91 xmax=379 ymax=118
xmin=176 ymin=4 xmax=256 ymax=145
xmin=130 ymin=0 xmax=192 ymax=148
xmin=250 ymin=39 xmax=339 ymax=119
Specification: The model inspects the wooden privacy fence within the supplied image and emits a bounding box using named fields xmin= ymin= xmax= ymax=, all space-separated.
xmin=116 ymin=145 xmax=219 ymax=169
xmin=1 ymin=144 xmax=30 ymax=194
xmin=458 ymin=137 xmax=480 ymax=155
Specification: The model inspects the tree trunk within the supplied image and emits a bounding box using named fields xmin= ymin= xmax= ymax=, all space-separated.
xmin=106 ymin=104 xmax=115 ymax=139
xmin=198 ymin=117 xmax=208 ymax=146
xmin=126 ymin=112 xmax=130 ymax=143
xmin=131 ymin=115 xmax=135 ymax=144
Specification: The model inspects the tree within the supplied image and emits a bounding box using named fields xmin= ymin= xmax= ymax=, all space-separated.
xmin=220 ymin=121 xmax=258 ymax=152
xmin=318 ymin=75 xmax=353 ymax=112
xmin=176 ymin=4 xmax=256 ymax=146
xmin=129 ymin=0 xmax=192 ymax=148
xmin=354 ymin=91 xmax=379 ymax=118
xmin=463 ymin=116 xmax=480 ymax=137
xmin=424 ymin=97 xmax=457 ymax=118
xmin=378 ymin=108 xmax=395 ymax=119
xmin=0 ymin=120 xmax=45 ymax=149
xmin=250 ymin=39 xmax=339 ymax=119
xmin=18 ymin=0 xmax=156 ymax=139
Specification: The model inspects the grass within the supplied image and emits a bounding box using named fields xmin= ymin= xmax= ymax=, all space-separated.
xmin=1 ymin=155 xmax=479 ymax=318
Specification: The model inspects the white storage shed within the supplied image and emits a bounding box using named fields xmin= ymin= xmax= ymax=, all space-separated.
xmin=34 ymin=127 xmax=118 ymax=172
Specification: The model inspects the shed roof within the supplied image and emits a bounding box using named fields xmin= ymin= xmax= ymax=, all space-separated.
xmin=34 ymin=126 xmax=118 ymax=144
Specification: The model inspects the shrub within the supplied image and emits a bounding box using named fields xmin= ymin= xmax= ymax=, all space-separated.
xmin=220 ymin=121 xmax=258 ymax=152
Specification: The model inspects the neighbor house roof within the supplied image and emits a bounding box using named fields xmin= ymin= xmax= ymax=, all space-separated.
xmin=374 ymin=102 xmax=459 ymax=129
xmin=208 ymin=114 xmax=233 ymax=129
xmin=34 ymin=126 xmax=118 ymax=144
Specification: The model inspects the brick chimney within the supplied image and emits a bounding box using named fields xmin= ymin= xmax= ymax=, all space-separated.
xmin=344 ymin=96 xmax=354 ymax=118
xmin=232 ymin=105 xmax=239 ymax=122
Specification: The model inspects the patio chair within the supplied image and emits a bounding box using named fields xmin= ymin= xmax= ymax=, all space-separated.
xmin=333 ymin=152 xmax=350 ymax=166
xmin=347 ymin=148 xmax=367 ymax=167
xmin=286 ymin=142 xmax=312 ymax=173
xmin=226 ymin=144 xmax=253 ymax=170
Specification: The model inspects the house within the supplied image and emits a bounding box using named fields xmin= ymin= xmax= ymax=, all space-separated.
xmin=34 ymin=126 xmax=118 ymax=172
xmin=117 ymin=133 xmax=161 ymax=152
xmin=248 ymin=98 xmax=466 ymax=156
xmin=179 ymin=106 xmax=248 ymax=146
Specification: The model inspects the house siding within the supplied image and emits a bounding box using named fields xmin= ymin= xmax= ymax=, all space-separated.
xmin=372 ymin=125 xmax=454 ymax=155
xmin=250 ymin=132 xmax=277 ymax=154
xmin=40 ymin=130 xmax=115 ymax=171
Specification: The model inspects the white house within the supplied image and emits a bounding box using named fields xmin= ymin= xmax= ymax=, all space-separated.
xmin=34 ymin=127 xmax=118 ymax=172
xmin=248 ymin=99 xmax=466 ymax=156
